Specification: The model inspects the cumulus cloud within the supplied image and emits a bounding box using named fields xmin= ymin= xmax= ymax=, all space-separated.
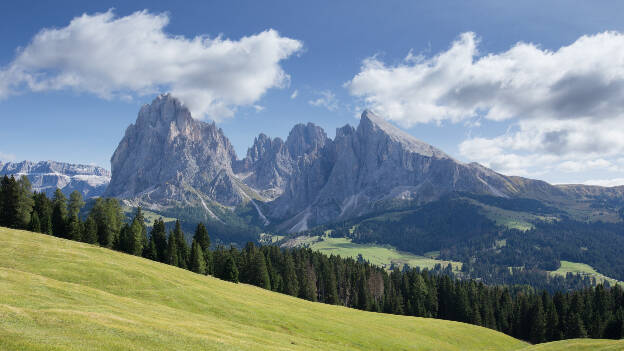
xmin=308 ymin=90 xmax=338 ymax=111
xmin=347 ymin=32 xmax=624 ymax=182
xmin=290 ymin=89 xmax=298 ymax=99
xmin=0 ymin=10 xmax=303 ymax=121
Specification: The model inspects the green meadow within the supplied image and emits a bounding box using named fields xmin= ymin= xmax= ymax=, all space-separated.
xmin=0 ymin=227 xmax=620 ymax=350
xmin=550 ymin=260 xmax=622 ymax=286
xmin=306 ymin=236 xmax=462 ymax=271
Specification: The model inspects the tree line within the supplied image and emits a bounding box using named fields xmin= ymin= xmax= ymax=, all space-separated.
xmin=1 ymin=174 xmax=623 ymax=344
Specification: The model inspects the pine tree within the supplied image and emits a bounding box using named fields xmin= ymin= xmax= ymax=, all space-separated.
xmin=29 ymin=211 xmax=41 ymax=233
xmin=0 ymin=175 xmax=19 ymax=228
xmin=15 ymin=176 xmax=34 ymax=228
xmin=144 ymin=236 xmax=158 ymax=260
xmin=67 ymin=190 xmax=85 ymax=218
xmin=90 ymin=198 xmax=123 ymax=248
xmin=251 ymin=251 xmax=271 ymax=289
xmin=172 ymin=220 xmax=188 ymax=269
xmin=223 ymin=254 xmax=239 ymax=283
xmin=32 ymin=192 xmax=52 ymax=234
xmin=150 ymin=218 xmax=168 ymax=262
xmin=51 ymin=189 xmax=68 ymax=237
xmin=82 ymin=215 xmax=98 ymax=244
xmin=167 ymin=230 xmax=179 ymax=267
xmin=117 ymin=223 xmax=131 ymax=252
xmin=66 ymin=214 xmax=83 ymax=241
xmin=565 ymin=312 xmax=588 ymax=339
xmin=127 ymin=211 xmax=146 ymax=256
xmin=282 ymin=253 xmax=299 ymax=296
xmin=190 ymin=239 xmax=206 ymax=274
xmin=529 ymin=298 xmax=547 ymax=344
xmin=193 ymin=222 xmax=210 ymax=251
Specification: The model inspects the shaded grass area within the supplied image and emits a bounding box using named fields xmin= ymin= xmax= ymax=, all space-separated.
xmin=0 ymin=227 xmax=524 ymax=351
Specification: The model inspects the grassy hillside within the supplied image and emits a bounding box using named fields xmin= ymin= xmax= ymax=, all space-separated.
xmin=550 ymin=260 xmax=622 ymax=287
xmin=520 ymin=339 xmax=624 ymax=350
xmin=0 ymin=227 xmax=525 ymax=351
xmin=294 ymin=235 xmax=462 ymax=271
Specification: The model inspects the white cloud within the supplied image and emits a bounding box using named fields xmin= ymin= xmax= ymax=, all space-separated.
xmin=308 ymin=90 xmax=338 ymax=111
xmin=0 ymin=10 xmax=303 ymax=121
xmin=0 ymin=152 xmax=16 ymax=162
xmin=290 ymin=89 xmax=298 ymax=99
xmin=347 ymin=31 xmax=624 ymax=126
xmin=348 ymin=32 xmax=624 ymax=181
xmin=582 ymin=178 xmax=624 ymax=187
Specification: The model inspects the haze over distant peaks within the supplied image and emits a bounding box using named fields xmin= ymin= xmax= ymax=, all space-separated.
xmin=0 ymin=160 xmax=110 ymax=198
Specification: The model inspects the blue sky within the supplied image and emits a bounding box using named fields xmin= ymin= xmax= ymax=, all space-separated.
xmin=2 ymin=1 xmax=624 ymax=185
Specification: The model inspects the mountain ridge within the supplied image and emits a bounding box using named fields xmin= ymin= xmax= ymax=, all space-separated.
xmin=106 ymin=94 xmax=624 ymax=233
xmin=0 ymin=160 xmax=110 ymax=198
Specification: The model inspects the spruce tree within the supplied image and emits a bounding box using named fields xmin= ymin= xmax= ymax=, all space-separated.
xmin=32 ymin=192 xmax=52 ymax=234
xmin=128 ymin=215 xmax=146 ymax=256
xmin=150 ymin=218 xmax=168 ymax=262
xmin=529 ymin=298 xmax=547 ymax=344
xmin=82 ymin=215 xmax=98 ymax=244
xmin=144 ymin=235 xmax=158 ymax=261
xmin=67 ymin=214 xmax=83 ymax=241
xmin=167 ymin=230 xmax=179 ymax=267
xmin=29 ymin=211 xmax=41 ymax=233
xmin=91 ymin=198 xmax=123 ymax=248
xmin=16 ymin=176 xmax=34 ymax=228
xmin=173 ymin=220 xmax=189 ymax=269
xmin=51 ymin=188 xmax=68 ymax=237
xmin=190 ymin=239 xmax=206 ymax=274
xmin=283 ymin=253 xmax=299 ymax=296
xmin=0 ymin=175 xmax=19 ymax=228
xmin=68 ymin=190 xmax=85 ymax=218
xmin=223 ymin=254 xmax=239 ymax=283
xmin=193 ymin=222 xmax=210 ymax=251
xmin=251 ymin=251 xmax=271 ymax=289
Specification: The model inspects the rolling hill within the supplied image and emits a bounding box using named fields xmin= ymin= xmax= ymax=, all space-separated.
xmin=1 ymin=227 xmax=621 ymax=350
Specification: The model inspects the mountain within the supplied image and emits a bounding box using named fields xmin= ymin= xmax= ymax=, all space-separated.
xmin=267 ymin=110 xmax=530 ymax=231
xmin=0 ymin=160 xmax=110 ymax=198
xmin=107 ymin=95 xmax=624 ymax=235
xmin=234 ymin=122 xmax=330 ymax=201
xmin=105 ymin=94 xmax=256 ymax=219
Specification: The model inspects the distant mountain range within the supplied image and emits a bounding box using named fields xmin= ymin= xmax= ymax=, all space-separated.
xmin=0 ymin=160 xmax=110 ymax=198
xmin=105 ymin=94 xmax=624 ymax=234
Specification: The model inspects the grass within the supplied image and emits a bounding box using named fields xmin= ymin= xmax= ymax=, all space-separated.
xmin=520 ymin=339 xmax=624 ymax=350
xmin=0 ymin=227 xmax=524 ymax=351
xmin=305 ymin=236 xmax=462 ymax=271
xmin=122 ymin=205 xmax=177 ymax=225
xmin=550 ymin=260 xmax=622 ymax=287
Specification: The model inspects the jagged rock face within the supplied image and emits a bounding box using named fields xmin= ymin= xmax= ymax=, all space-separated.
xmin=108 ymin=95 xmax=613 ymax=233
xmin=106 ymin=94 xmax=246 ymax=210
xmin=0 ymin=160 xmax=110 ymax=198
xmin=235 ymin=123 xmax=330 ymax=200
xmin=268 ymin=110 xmax=524 ymax=232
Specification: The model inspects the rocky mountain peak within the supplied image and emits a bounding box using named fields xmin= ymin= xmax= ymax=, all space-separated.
xmin=106 ymin=95 xmax=243 ymax=210
xmin=357 ymin=109 xmax=449 ymax=159
xmin=285 ymin=123 xmax=329 ymax=157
